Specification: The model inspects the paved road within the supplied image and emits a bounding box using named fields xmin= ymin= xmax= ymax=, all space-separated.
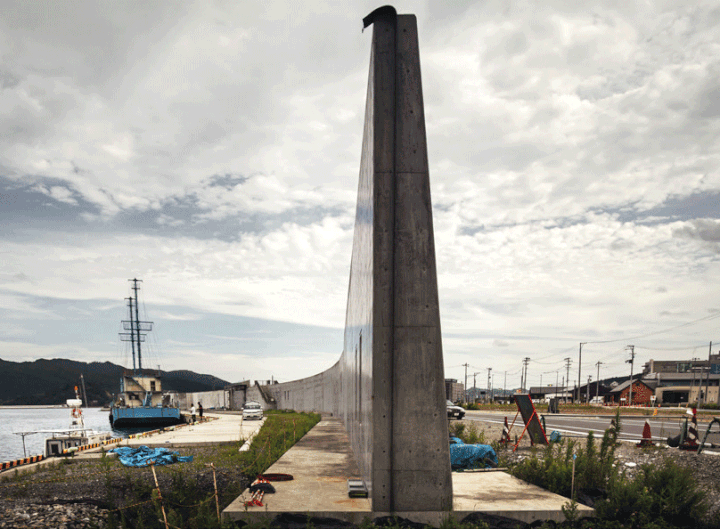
xmin=465 ymin=411 xmax=720 ymax=444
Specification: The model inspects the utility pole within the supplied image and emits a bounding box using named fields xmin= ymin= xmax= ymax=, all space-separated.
xmin=564 ymin=357 xmax=572 ymax=403
xmin=555 ymin=370 xmax=559 ymax=396
xmin=587 ymin=375 xmax=592 ymax=404
xmin=492 ymin=373 xmax=495 ymax=402
xmin=463 ymin=363 xmax=469 ymax=403
xmin=487 ymin=368 xmax=492 ymax=403
xmin=626 ymin=345 xmax=635 ymax=406
xmin=705 ymin=341 xmax=713 ymax=405
xmin=521 ymin=358 xmax=530 ymax=392
xmin=578 ymin=343 xmax=586 ymax=403
xmin=596 ymin=361 xmax=603 ymax=401
xmin=504 ymin=371 xmax=507 ymax=399
xmin=473 ymin=372 xmax=480 ymax=402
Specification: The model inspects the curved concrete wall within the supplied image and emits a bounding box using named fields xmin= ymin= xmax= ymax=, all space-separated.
xmin=264 ymin=9 xmax=450 ymax=513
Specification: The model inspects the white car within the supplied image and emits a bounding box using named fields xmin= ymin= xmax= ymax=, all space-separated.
xmin=447 ymin=400 xmax=465 ymax=420
xmin=242 ymin=401 xmax=263 ymax=420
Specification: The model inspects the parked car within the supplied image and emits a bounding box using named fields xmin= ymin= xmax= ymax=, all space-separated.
xmin=242 ymin=401 xmax=263 ymax=420
xmin=447 ymin=400 xmax=465 ymax=420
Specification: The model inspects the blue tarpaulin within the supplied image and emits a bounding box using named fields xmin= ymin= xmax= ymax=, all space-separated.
xmin=449 ymin=436 xmax=497 ymax=470
xmin=110 ymin=446 xmax=193 ymax=467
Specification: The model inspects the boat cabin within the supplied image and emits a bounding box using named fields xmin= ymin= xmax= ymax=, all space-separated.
xmin=117 ymin=370 xmax=169 ymax=407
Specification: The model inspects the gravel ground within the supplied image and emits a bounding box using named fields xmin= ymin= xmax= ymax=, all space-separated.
xmin=0 ymin=444 xmax=247 ymax=528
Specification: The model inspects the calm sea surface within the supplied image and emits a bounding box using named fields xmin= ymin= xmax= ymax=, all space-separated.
xmin=0 ymin=407 xmax=149 ymax=462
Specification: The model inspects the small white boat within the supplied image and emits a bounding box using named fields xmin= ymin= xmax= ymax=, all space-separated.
xmin=14 ymin=386 xmax=112 ymax=457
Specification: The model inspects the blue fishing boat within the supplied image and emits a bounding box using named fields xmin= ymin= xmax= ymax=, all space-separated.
xmin=109 ymin=279 xmax=182 ymax=428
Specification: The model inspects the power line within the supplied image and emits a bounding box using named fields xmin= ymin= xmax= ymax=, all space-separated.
xmin=584 ymin=311 xmax=720 ymax=344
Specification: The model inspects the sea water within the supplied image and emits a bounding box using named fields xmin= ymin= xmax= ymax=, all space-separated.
xmin=0 ymin=407 xmax=148 ymax=462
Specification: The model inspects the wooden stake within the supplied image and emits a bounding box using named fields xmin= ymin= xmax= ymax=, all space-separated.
xmin=207 ymin=463 xmax=221 ymax=522
xmin=149 ymin=462 xmax=169 ymax=529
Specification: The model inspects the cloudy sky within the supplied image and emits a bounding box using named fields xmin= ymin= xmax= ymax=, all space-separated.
xmin=2 ymin=1 xmax=719 ymax=390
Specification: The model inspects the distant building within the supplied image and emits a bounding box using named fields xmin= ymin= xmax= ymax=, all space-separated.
xmin=445 ymin=379 xmax=464 ymax=403
xmin=607 ymin=378 xmax=657 ymax=406
xmin=528 ymin=386 xmax=571 ymax=401
xmin=643 ymin=356 xmax=720 ymax=405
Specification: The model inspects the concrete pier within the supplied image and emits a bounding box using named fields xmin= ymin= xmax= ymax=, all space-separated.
xmin=223 ymin=417 xmax=593 ymax=525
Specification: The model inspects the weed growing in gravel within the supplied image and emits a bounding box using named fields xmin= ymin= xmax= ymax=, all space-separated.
xmin=509 ymin=409 xmax=717 ymax=529
xmin=448 ymin=421 xmax=486 ymax=445
xmin=596 ymin=459 xmax=710 ymax=529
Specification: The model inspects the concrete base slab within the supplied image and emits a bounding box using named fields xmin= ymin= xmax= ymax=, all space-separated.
xmin=222 ymin=417 xmax=593 ymax=526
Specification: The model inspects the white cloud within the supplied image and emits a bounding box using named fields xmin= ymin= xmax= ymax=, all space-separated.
xmin=1 ymin=2 xmax=720 ymax=386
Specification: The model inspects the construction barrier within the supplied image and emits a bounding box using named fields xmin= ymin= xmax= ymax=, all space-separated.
xmin=62 ymin=437 xmax=124 ymax=455
xmin=1 ymin=454 xmax=44 ymax=470
xmin=637 ymin=420 xmax=654 ymax=447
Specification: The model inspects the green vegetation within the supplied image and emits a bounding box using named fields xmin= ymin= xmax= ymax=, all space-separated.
xmin=108 ymin=410 xmax=323 ymax=528
xmin=449 ymin=421 xmax=487 ymax=445
xmin=504 ymin=408 xmax=719 ymax=529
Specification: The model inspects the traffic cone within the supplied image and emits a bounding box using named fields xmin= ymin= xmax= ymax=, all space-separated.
xmin=500 ymin=416 xmax=511 ymax=444
xmin=680 ymin=407 xmax=699 ymax=451
xmin=637 ymin=420 xmax=654 ymax=447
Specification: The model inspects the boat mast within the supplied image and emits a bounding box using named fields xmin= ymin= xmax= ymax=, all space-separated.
xmin=128 ymin=297 xmax=136 ymax=371
xmin=119 ymin=279 xmax=153 ymax=375
xmin=131 ymin=278 xmax=143 ymax=372
xmin=80 ymin=373 xmax=88 ymax=407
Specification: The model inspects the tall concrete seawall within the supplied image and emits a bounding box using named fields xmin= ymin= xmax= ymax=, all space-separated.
xmin=264 ymin=7 xmax=451 ymax=513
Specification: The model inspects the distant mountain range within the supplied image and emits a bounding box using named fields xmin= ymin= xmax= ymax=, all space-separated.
xmin=0 ymin=358 xmax=231 ymax=406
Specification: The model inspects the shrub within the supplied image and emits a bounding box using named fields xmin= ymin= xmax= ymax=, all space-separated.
xmin=510 ymin=410 xmax=620 ymax=500
xmin=595 ymin=460 xmax=709 ymax=529
xmin=448 ymin=421 xmax=486 ymax=445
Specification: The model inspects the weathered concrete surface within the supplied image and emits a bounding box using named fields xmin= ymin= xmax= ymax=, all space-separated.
xmin=263 ymin=9 xmax=451 ymax=512
xmin=224 ymin=418 xmax=371 ymax=518
xmin=121 ymin=413 xmax=262 ymax=447
xmin=223 ymin=417 xmax=593 ymax=526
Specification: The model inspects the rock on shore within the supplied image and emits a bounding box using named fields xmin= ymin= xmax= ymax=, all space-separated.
xmin=0 ymin=502 xmax=108 ymax=529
